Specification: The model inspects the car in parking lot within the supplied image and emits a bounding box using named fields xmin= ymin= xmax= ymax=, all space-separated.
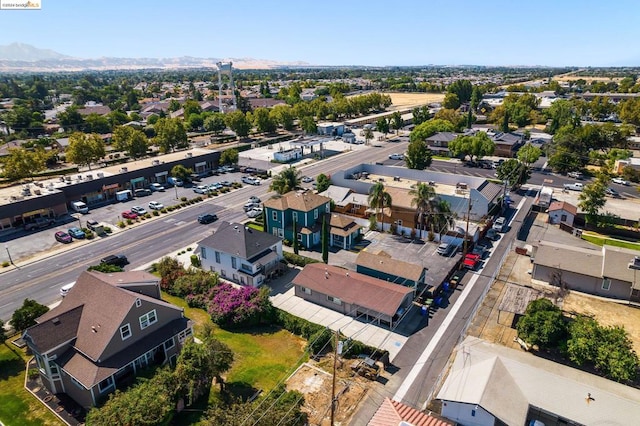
xmin=101 ymin=254 xmax=128 ymax=267
xmin=246 ymin=207 xmax=263 ymax=218
xmin=301 ymin=176 xmax=313 ymax=183
xmin=134 ymin=188 xmax=152 ymax=197
xmin=193 ymin=185 xmax=208 ymax=194
xmin=220 ymin=180 xmax=232 ymax=187
xmin=242 ymin=176 xmax=261 ymax=185
xmin=248 ymin=196 xmax=261 ymax=203
xmin=24 ymin=217 xmax=54 ymax=230
xmin=67 ymin=227 xmax=86 ymax=239
xmin=122 ymin=210 xmax=138 ymax=219
xmin=437 ymin=242 xmax=457 ymax=256
xmin=197 ymin=213 xmax=218 ymax=224
xmin=486 ymin=228 xmax=500 ymax=241
xmin=149 ymin=201 xmax=164 ymax=210
xmin=208 ymin=182 xmax=223 ymax=191
xmin=55 ymin=231 xmax=73 ymax=243
xmin=131 ymin=206 xmax=148 ymax=215
xmin=149 ymin=183 xmax=165 ymax=192
xmin=388 ymin=153 xmax=404 ymax=160
xmin=244 ymin=201 xmax=260 ymax=212
xmin=463 ymin=253 xmax=481 ymax=270
xmin=86 ymin=219 xmax=100 ymax=231
xmin=612 ymin=177 xmax=630 ymax=186
xmin=493 ymin=217 xmax=506 ymax=232
xmin=605 ymin=187 xmax=621 ymax=198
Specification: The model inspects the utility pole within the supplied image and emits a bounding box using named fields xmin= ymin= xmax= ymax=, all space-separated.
xmin=462 ymin=195 xmax=473 ymax=263
xmin=330 ymin=329 xmax=340 ymax=426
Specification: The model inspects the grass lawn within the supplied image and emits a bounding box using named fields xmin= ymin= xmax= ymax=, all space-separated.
xmin=581 ymin=233 xmax=640 ymax=251
xmin=162 ymin=293 xmax=307 ymax=394
xmin=0 ymin=342 xmax=63 ymax=426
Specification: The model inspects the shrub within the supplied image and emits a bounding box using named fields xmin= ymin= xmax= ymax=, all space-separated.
xmin=126 ymin=218 xmax=133 ymax=225
xmin=28 ymin=369 xmax=40 ymax=380
xmin=169 ymin=269 xmax=218 ymax=298
xmin=207 ymin=284 xmax=274 ymax=328
xmin=187 ymin=247 xmax=193 ymax=251
xmin=283 ymin=251 xmax=320 ymax=267
xmin=117 ymin=221 xmax=126 ymax=228
xmin=160 ymin=208 xmax=168 ymax=214
xmin=180 ymin=196 xmax=188 ymax=202
xmin=152 ymin=210 xmax=160 ymax=216
xmin=283 ymin=239 xmax=292 ymax=247
xmin=86 ymin=231 xmax=95 ymax=240
xmin=2 ymin=261 xmax=9 ymax=267
xmin=103 ymin=226 xmax=112 ymax=233
xmin=308 ymin=328 xmax=333 ymax=355
xmin=190 ymin=254 xmax=201 ymax=267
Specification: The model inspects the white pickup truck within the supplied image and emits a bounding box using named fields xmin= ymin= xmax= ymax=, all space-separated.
xmin=563 ymin=182 xmax=584 ymax=191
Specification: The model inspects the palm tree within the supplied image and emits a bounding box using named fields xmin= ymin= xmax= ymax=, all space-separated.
xmin=363 ymin=127 xmax=374 ymax=145
xmin=409 ymin=182 xmax=436 ymax=238
xmin=368 ymin=182 xmax=392 ymax=232
xmin=269 ymin=166 xmax=301 ymax=195
xmin=432 ymin=199 xmax=456 ymax=240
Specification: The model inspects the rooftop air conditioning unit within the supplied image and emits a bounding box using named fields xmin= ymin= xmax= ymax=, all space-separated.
xmin=186 ymin=153 xmax=193 ymax=158
xmin=152 ymin=160 xmax=160 ymax=166
xmin=97 ymin=172 xmax=104 ymax=178
xmin=86 ymin=174 xmax=93 ymax=180
xmin=120 ymin=167 xmax=128 ymax=173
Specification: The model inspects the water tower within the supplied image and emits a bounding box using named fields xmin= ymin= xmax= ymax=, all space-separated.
xmin=216 ymin=61 xmax=237 ymax=112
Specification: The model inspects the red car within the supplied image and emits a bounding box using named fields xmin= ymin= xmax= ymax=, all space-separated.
xmin=463 ymin=253 xmax=481 ymax=270
xmin=122 ymin=210 xmax=138 ymax=219
xmin=55 ymin=231 xmax=73 ymax=244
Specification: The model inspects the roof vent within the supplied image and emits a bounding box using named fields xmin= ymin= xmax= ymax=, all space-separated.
xmin=52 ymin=318 xmax=61 ymax=325
xmin=91 ymin=326 xmax=97 ymax=333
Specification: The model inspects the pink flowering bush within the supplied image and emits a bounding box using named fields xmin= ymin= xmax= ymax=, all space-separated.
xmin=206 ymin=283 xmax=274 ymax=328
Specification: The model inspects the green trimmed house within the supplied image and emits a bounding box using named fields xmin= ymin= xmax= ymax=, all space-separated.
xmin=264 ymin=191 xmax=361 ymax=249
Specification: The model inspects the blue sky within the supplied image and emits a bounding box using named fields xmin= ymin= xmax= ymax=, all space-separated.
xmin=2 ymin=0 xmax=639 ymax=66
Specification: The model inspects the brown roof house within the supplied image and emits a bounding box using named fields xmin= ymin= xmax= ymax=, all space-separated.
xmin=369 ymin=397 xmax=454 ymax=426
xmin=356 ymin=250 xmax=426 ymax=290
xmin=23 ymin=270 xmax=193 ymax=409
xmin=292 ymin=263 xmax=414 ymax=328
xmin=547 ymin=201 xmax=577 ymax=226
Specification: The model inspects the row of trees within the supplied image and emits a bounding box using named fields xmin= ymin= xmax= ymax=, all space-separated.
xmin=517 ymin=299 xmax=639 ymax=383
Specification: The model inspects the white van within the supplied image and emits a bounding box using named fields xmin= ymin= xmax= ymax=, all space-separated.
xmin=70 ymin=201 xmax=89 ymax=214
xmin=60 ymin=282 xmax=75 ymax=297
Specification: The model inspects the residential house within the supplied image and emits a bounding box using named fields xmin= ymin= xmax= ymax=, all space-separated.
xmin=437 ymin=336 xmax=640 ymax=426
xmin=77 ymin=104 xmax=111 ymax=117
xmin=197 ymin=221 xmax=284 ymax=286
xmin=320 ymin=185 xmax=369 ymax=218
xmin=424 ymin=132 xmax=459 ymax=155
xmin=22 ymin=271 xmax=193 ymax=409
xmin=356 ymin=250 xmax=426 ymax=289
xmin=292 ymin=263 xmax=414 ymax=328
xmin=532 ymin=241 xmax=640 ymax=301
xmin=328 ymin=213 xmax=362 ymax=249
xmin=369 ymin=398 xmax=454 ymax=426
xmin=488 ymin=131 xmax=524 ymax=157
xmin=547 ymin=201 xmax=577 ymax=226
xmin=264 ymin=191 xmax=360 ymax=249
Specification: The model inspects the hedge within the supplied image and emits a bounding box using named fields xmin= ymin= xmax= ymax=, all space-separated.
xmin=283 ymin=251 xmax=320 ymax=267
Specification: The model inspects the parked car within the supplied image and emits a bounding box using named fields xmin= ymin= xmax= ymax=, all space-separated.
xmin=67 ymin=227 xmax=86 ymax=239
xmin=242 ymin=176 xmax=261 ymax=185
xmin=197 ymin=213 xmax=218 ymax=224
xmin=149 ymin=183 xmax=165 ymax=192
xmin=60 ymin=282 xmax=75 ymax=297
xmin=134 ymin=188 xmax=152 ymax=197
xmin=486 ymin=228 xmax=500 ymax=241
xmin=24 ymin=217 xmax=54 ymax=231
xmin=493 ymin=217 xmax=506 ymax=232
xmin=222 ymin=165 xmax=235 ymax=172
xmin=207 ymin=182 xmax=223 ymax=191
xmin=167 ymin=176 xmax=183 ymax=186
xmin=131 ymin=206 xmax=148 ymax=216
xmin=55 ymin=231 xmax=73 ymax=243
xmin=246 ymin=207 xmax=263 ymax=218
xmin=101 ymin=254 xmax=128 ymax=267
xmin=388 ymin=153 xmax=404 ymax=160
xmin=244 ymin=201 xmax=260 ymax=212
xmin=301 ymin=176 xmax=313 ymax=183
xmin=612 ymin=177 xmax=630 ymax=186
xmin=248 ymin=196 xmax=261 ymax=204
xmin=193 ymin=185 xmax=208 ymax=194
xmin=463 ymin=253 xmax=481 ymax=270
xmin=437 ymin=242 xmax=457 ymax=256
xmin=220 ymin=180 xmax=232 ymax=187
xmin=86 ymin=219 xmax=100 ymax=231
xmin=122 ymin=210 xmax=138 ymax=219
xmin=148 ymin=201 xmax=164 ymax=210
xmin=605 ymin=187 xmax=621 ymax=198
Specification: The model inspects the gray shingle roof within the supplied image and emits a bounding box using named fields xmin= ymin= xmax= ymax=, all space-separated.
xmin=198 ymin=221 xmax=281 ymax=260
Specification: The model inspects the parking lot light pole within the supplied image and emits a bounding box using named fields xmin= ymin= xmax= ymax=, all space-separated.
xmin=174 ymin=184 xmax=179 ymax=200
xmin=5 ymin=245 xmax=14 ymax=266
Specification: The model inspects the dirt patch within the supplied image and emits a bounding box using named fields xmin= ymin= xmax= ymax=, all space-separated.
xmin=553 ymin=75 xmax=624 ymax=83
xmin=386 ymin=92 xmax=445 ymax=110
xmin=286 ymin=359 xmax=371 ymax=426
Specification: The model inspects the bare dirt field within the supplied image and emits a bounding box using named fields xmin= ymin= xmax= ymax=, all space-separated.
xmin=286 ymin=360 xmax=373 ymax=426
xmin=553 ymin=75 xmax=624 ymax=83
xmin=386 ymin=92 xmax=444 ymax=110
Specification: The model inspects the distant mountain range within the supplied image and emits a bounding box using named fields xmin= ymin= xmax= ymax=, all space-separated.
xmin=0 ymin=42 xmax=310 ymax=72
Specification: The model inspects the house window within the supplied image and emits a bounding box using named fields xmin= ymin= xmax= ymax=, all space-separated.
xmin=293 ymin=211 xmax=298 ymax=221
xmin=327 ymin=296 xmax=342 ymax=305
xmin=471 ymin=409 xmax=476 ymax=417
xmin=135 ymin=298 xmax=141 ymax=308
xmin=98 ymin=376 xmax=115 ymax=394
xmin=314 ymin=209 xmax=319 ymax=219
xmin=602 ymin=278 xmax=611 ymax=291
xmin=297 ymin=233 xmax=302 ymax=242
xmin=278 ymin=228 xmax=284 ymax=238
xmin=48 ymin=360 xmax=59 ymax=377
xmin=169 ymin=354 xmax=178 ymax=366
xmin=325 ymin=204 xmax=330 ymax=213
xmin=561 ymin=214 xmax=567 ymax=222
xmin=232 ymin=257 xmax=237 ymax=269
xmin=215 ymin=251 xmax=221 ymax=263
xmin=394 ymin=220 xmax=403 ymax=227
xmin=120 ymin=323 xmax=132 ymax=340
xmin=164 ymin=337 xmax=175 ymax=351
xmin=301 ymin=286 xmax=312 ymax=295
xmin=201 ymin=247 xmax=207 ymax=259
xmin=272 ymin=211 xmax=278 ymax=221
xmin=139 ymin=310 xmax=157 ymax=330
xmin=178 ymin=328 xmax=193 ymax=343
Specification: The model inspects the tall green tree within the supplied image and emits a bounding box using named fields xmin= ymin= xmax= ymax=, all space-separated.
xmin=368 ymin=182 xmax=392 ymax=232
xmin=409 ymin=118 xmax=455 ymax=143
xmin=405 ymin=140 xmax=432 ymax=170
xmin=390 ymin=111 xmax=404 ymax=134
xmin=300 ymin=116 xmax=317 ymax=134
xmin=432 ymin=199 xmax=456 ymax=238
xmin=517 ymin=143 xmax=542 ymax=167
xmin=409 ymin=182 xmax=436 ymax=237
xmin=250 ymin=107 xmax=277 ymax=134
xmin=112 ymin=126 xmax=148 ymax=158
xmin=496 ymin=158 xmax=531 ymax=188
xmin=11 ymin=298 xmax=49 ymax=332
xmin=516 ymin=299 xmax=567 ymax=350
xmin=447 ymin=79 xmax=473 ymax=103
xmin=66 ymin=132 xmax=106 ymax=170
xmin=292 ymin=217 xmax=299 ymax=254
xmin=448 ymin=132 xmax=495 ymax=162
xmin=315 ymin=173 xmax=331 ymax=193
xmin=2 ymin=147 xmax=46 ymax=181
xmin=171 ymin=164 xmax=193 ymax=181
xmin=578 ymin=175 xmax=608 ymax=225
xmin=322 ymin=215 xmax=329 ymax=264
xmin=154 ymin=117 xmax=188 ymax=153
xmin=443 ymin=93 xmax=461 ymax=110
xmin=220 ymin=148 xmax=239 ymax=165
xmin=376 ymin=117 xmax=390 ymax=137
xmin=224 ymin=111 xmax=251 ymax=138
xmin=270 ymin=167 xmax=301 ymax=194
xmin=270 ymin=105 xmax=295 ymax=130
xmin=0 ymin=319 xmax=7 ymax=343
xmin=204 ymin=113 xmax=227 ymax=134
xmin=363 ymin=127 xmax=374 ymax=145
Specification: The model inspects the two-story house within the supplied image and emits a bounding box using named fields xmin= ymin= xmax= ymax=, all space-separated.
xmin=197 ymin=221 xmax=284 ymax=286
xmin=264 ymin=191 xmax=361 ymax=249
xmin=22 ymin=271 xmax=193 ymax=409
